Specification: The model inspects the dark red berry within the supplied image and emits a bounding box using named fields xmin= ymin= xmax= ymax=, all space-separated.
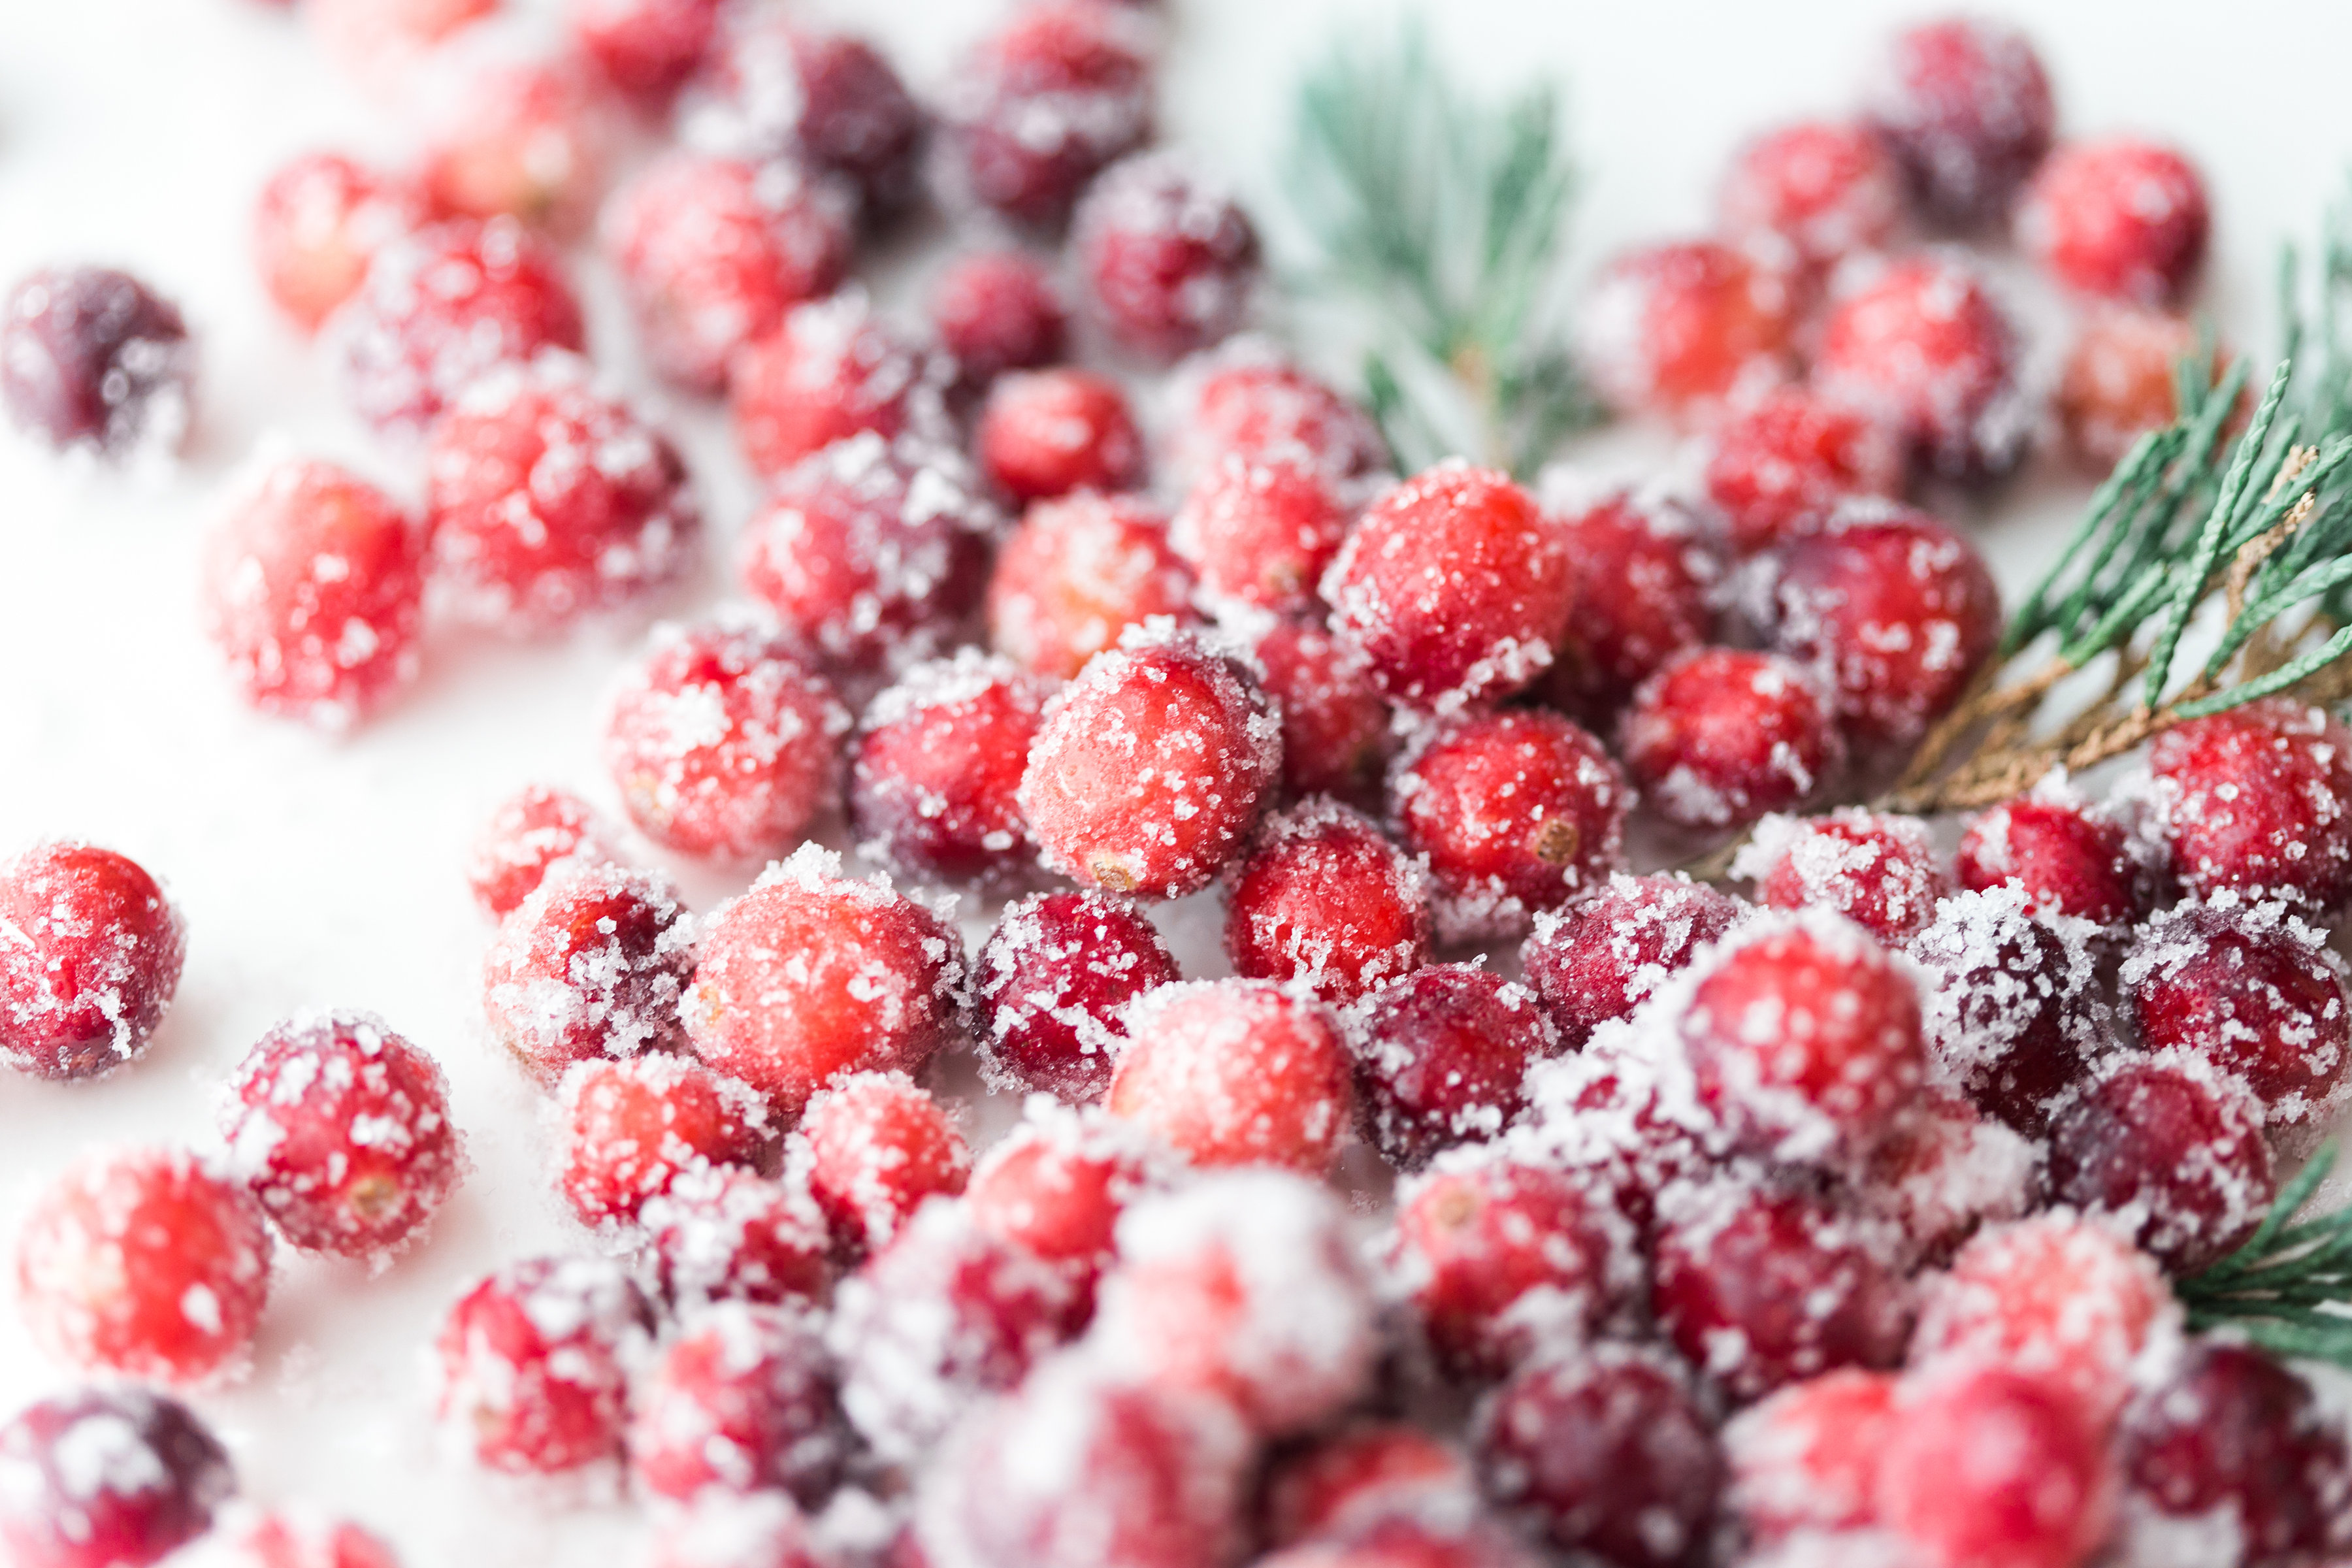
xmin=1225 ymin=800 xmax=1428 ymax=1006
xmin=555 ymin=1053 xmax=768 ymax=1228
xmin=1520 ymin=872 xmax=1744 ymax=1049
xmin=1876 ymin=1365 xmax=2112 ymax=1568
xmin=1354 ymin=965 xmax=1561 ymax=1170
xmin=629 ymin=1299 xmax=845 ymax=1507
xmin=1171 ymin=454 xmax=1355 ymax=616
xmin=976 ymin=889 xmax=1180 ymax=1103
xmin=697 ymin=24 xmax=926 ymax=220
xmin=1509 ymin=1034 xmax=1714 ymax=1236
xmin=1576 ymin=240 xmax=1794 ymax=419
xmin=1811 ymin=259 xmax=2030 ymax=485
xmin=2148 ymin=697 xmax=2352 ymax=913
xmin=1722 ymin=1369 xmax=1897 ymax=1543
xmin=252 ymin=153 xmax=425 ymax=333
xmin=1910 ymin=884 xmax=2103 ymax=1135
xmin=1074 ymin=152 xmax=1258 ymax=360
xmin=1863 ymin=18 xmax=2057 ymax=226
xmin=569 ymin=0 xmax=723 ymax=103
xmin=941 ymin=2 xmax=1154 ymax=227
xmin=798 ymin=1070 xmax=971 ymax=1258
xmin=986 ymin=491 xmax=1196 ymax=680
xmin=1170 ymin=348 xmax=1386 ymax=483
xmin=0 ymin=841 xmax=186 ymax=1081
xmin=1253 ymin=619 xmax=1394 ymax=808
xmin=172 ymin=1509 xmax=400 ymax=1568
xmin=931 ymin=251 xmax=1070 ymax=387
xmin=1108 ymin=979 xmax=1352 ymax=1173
xmin=1718 ymin=121 xmax=1904 ymax=272
xmin=2019 ymin=138 xmax=2208 ymax=304
xmin=1855 ymin=1087 xmax=2039 ymax=1266
xmin=1742 ymin=807 xmax=1952 ymax=943
xmin=1539 ymin=493 xmax=1716 ymax=725
xmin=481 ymin=860 xmax=693 ymax=1078
xmin=1703 ymin=386 xmax=1904 ymax=555
xmin=978 ymin=367 xmax=1145 ymax=502
xmin=1259 ymin=1424 xmax=1476 ymax=1551
xmin=731 ymin=291 xmax=950 ymax=478
xmin=1956 ymin=792 xmax=2145 ymax=928
xmin=465 ymin=783 xmax=620 ymax=921
xmin=0 ymin=1388 xmax=234 ymax=1568
xmin=434 ymin=1255 xmax=652 ymax=1474
xmin=1 ymin=267 xmax=191 ymax=459
xmin=2048 ymin=1053 xmax=2274 ymax=1274
xmin=1620 ymin=648 xmax=1842 ymax=834
xmin=852 ymin=651 xmax=1053 ymax=890
xmin=642 ymin=1164 xmax=831 ymax=1310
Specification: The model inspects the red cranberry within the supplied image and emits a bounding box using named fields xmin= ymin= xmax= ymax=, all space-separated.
xmin=555 ymin=1054 xmax=768 ymax=1228
xmin=1074 ymin=152 xmax=1258 ymax=359
xmin=411 ymin=35 xmax=608 ymax=238
xmin=1910 ymin=884 xmax=2102 ymax=1134
xmin=1957 ymin=792 xmax=2145 ymax=928
xmin=1620 ymin=648 xmax=1842 ymax=834
xmin=976 ymin=889 xmax=1180 ymax=1102
xmin=481 ymin=860 xmax=693 ymax=1077
xmin=696 ymin=24 xmax=926 ymax=221
xmin=1741 ymin=808 xmax=1952 ymax=943
xmin=629 ymin=1300 xmax=844 ymax=1507
xmin=0 ymin=841 xmax=185 ymax=1081
xmin=1856 ymin=1088 xmax=2039 ymax=1266
xmin=1252 ymin=1512 xmax=1535 ymax=1568
xmin=1 ymin=267 xmax=192 ymax=459
xmin=1171 ymin=453 xmax=1354 ymax=616
xmin=798 ymin=1071 xmax=971 ymax=1258
xmin=1718 ymin=121 xmax=1904 ymax=272
xmin=1391 ymin=1149 xmax=1637 ymax=1380
xmin=1225 ymin=800 xmax=1428 ymax=1005
xmin=966 ymin=1102 xmax=1159 ymax=1290
xmin=2019 ymin=139 xmax=2208 ymax=304
xmin=852 ymin=652 xmax=1053 ymax=890
xmin=732 ymin=291 xmax=950 ymax=478
xmin=1576 ymin=240 xmax=1794 ymax=419
xmin=465 ymin=783 xmax=620 ymax=921
xmin=1108 ymin=979 xmax=1352 ymax=1173
xmin=1392 ymin=709 xmax=1630 ymax=942
xmin=16 ymin=1147 xmax=272 ymax=1386
xmin=941 ymin=2 xmax=1154 ymax=227
xmin=685 ymin=846 xmax=967 ymax=1123
xmin=568 ymin=0 xmax=722 ymax=103
xmin=1877 ymin=1365 xmax=2114 ymax=1568
xmin=2058 ymin=305 xmax=2212 ymax=470
xmin=606 ymin=154 xmax=853 ymax=394
xmin=642 ymin=1164 xmax=831 ymax=1310
xmin=1520 ymin=872 xmax=1745 ymax=1049
xmin=1019 ymin=627 xmax=1280 ymax=898
xmin=1473 ymin=1343 xmax=1722 ymax=1568
xmin=161 ymin=1507 xmax=399 ymax=1568
xmin=1863 ymin=18 xmax=2056 ymax=227
xmin=1812 ymin=259 xmax=2029 ymax=485
xmin=1511 ymin=1034 xmax=1715 ymax=1236
xmin=1354 ymin=966 xmax=1561 ymax=1170
xmin=1260 ymin=1424 xmax=1477 ymax=1550
xmin=985 ymin=491 xmax=1195 ymax=680
xmin=434 ymin=1254 xmax=652 ymax=1474
xmin=602 ymin=617 xmax=848 ymax=863
xmin=1722 ymin=1369 xmax=1898 ymax=1543
xmin=931 ymin=251 xmax=1070 ymax=387
xmin=334 ymin=220 xmax=584 ymax=434
xmin=1326 ymin=463 xmax=1575 ymax=712
xmin=252 ymin=154 xmax=425 ymax=333
xmin=1703 ymin=386 xmax=1905 ymax=554
xmin=979 ymin=368 xmax=1146 ymax=502
xmin=1170 ymin=348 xmax=1386 ymax=483
xmin=218 ymin=1011 xmax=459 ymax=1258
xmin=2048 ymin=1053 xmax=2274 ymax=1274
xmin=1682 ymin=911 xmax=1926 ymax=1162
xmin=1769 ymin=500 xmax=2002 ymax=754
xmin=2149 ymin=698 xmax=2352 ymax=913
xmin=311 ymin=0 xmax=495 ymax=86
xmin=0 ymin=1388 xmax=234 ymax=1568
xmin=1539 ymin=493 xmax=1716 ymax=725
xmin=1254 ymin=619 xmax=1394 ymax=808
xmin=738 ymin=434 xmax=997 ymax=673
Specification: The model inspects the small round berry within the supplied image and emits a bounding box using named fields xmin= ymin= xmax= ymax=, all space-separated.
xmin=1863 ymin=18 xmax=2057 ymax=227
xmin=334 ymin=219 xmax=585 ymax=435
xmin=1876 ymin=1365 xmax=2114 ymax=1568
xmin=1074 ymin=152 xmax=1258 ymax=360
xmin=731 ymin=291 xmax=950 ymax=479
xmin=1540 ymin=493 xmax=1717 ymax=725
xmin=798 ymin=1071 xmax=971 ymax=1258
xmin=738 ymin=433 xmax=997 ymax=673
xmin=16 ymin=1147 xmax=272 ymax=1386
xmin=465 ymin=783 xmax=621 ymax=921
xmin=155 ymin=1505 xmax=398 ymax=1568
xmin=1354 ymin=965 xmax=1561 ymax=1171
xmin=412 ymin=35 xmax=608 ymax=238
xmin=1108 ymin=979 xmax=1352 ymax=1173
xmin=2019 ymin=139 xmax=2208 ymax=304
xmin=602 ymin=617 xmax=849 ymax=864
xmin=1019 ymin=628 xmax=1281 ymax=898
xmin=2148 ymin=698 xmax=2352 ymax=913
xmin=978 ymin=368 xmax=1145 ymax=503
xmin=1811 ymin=259 xmax=2031 ymax=486
xmin=2048 ymin=1053 xmax=2274 ymax=1274
xmin=568 ymin=0 xmax=723 ymax=103
xmin=941 ymin=2 xmax=1154 ymax=227
xmin=642 ymin=1164 xmax=831 ymax=1310
xmin=684 ymin=846 xmax=967 ymax=1124
xmin=852 ymin=651 xmax=1053 ymax=891
xmin=1576 ymin=240 xmax=1794 ymax=418
xmin=1857 ymin=1088 xmax=2042 ymax=1267
xmin=1723 ymin=1369 xmax=1898 ymax=1543
xmin=0 ymin=1388 xmax=235 ymax=1568
xmin=629 ymin=1300 xmax=845 ymax=1507
xmin=434 ymin=1254 xmax=652 ymax=1474
xmin=930 ymin=251 xmax=1070 ymax=387
xmin=0 ymin=841 xmax=186 ymax=1081
xmin=1 ymin=267 xmax=192 ymax=459
xmin=606 ymin=153 xmax=854 ymax=395
xmin=1957 ymin=792 xmax=2144 ymax=928
xmin=1253 ymin=619 xmax=1394 ymax=808
xmin=218 ymin=1011 xmax=460 ymax=1258
xmin=555 ymin=1054 xmax=768 ymax=1229
xmin=1392 ymin=708 xmax=1631 ymax=943
xmin=694 ymin=23 xmax=927 ymax=221
xmin=1169 ymin=347 xmax=1387 ymax=483
xmin=1740 ymin=808 xmax=1952 ymax=943
xmin=252 ymin=153 xmax=425 ymax=332
xmin=1620 ymin=648 xmax=1842 ymax=834
xmin=1259 ymin=1424 xmax=1477 ymax=1551
xmin=1225 ymin=800 xmax=1428 ymax=1006
xmin=1516 ymin=1038 xmax=1722 ymax=1238
xmin=1473 ymin=1343 xmax=1722 ymax=1568
xmin=481 ymin=860 xmax=693 ymax=1077
xmin=966 ymin=1103 xmax=1158 ymax=1294
xmin=985 ymin=491 xmax=1195 ymax=680
xmin=1171 ymin=453 xmax=1354 ymax=617
xmin=975 ymin=890 xmax=1180 ymax=1103
xmin=1718 ymin=121 xmax=1904 ymax=270
xmin=1520 ymin=872 xmax=1745 ymax=1049
xmin=1703 ymin=386 xmax=1905 ymax=555
xmin=1910 ymin=884 xmax=2103 ymax=1135
xmin=2057 ymin=305 xmax=2212 ymax=470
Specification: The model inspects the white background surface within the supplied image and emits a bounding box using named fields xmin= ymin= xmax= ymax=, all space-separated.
xmin=2 ymin=0 xmax=2351 ymax=1560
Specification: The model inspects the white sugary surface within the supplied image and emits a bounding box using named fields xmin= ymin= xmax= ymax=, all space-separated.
xmin=3 ymin=0 xmax=2352 ymax=1561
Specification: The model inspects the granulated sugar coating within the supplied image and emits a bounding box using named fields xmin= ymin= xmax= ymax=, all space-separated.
xmin=965 ymin=1099 xmax=1164 ymax=1291
xmin=986 ymin=491 xmax=1197 ymax=681
xmin=1618 ymin=647 xmax=1842 ymax=833
xmin=1520 ymin=872 xmax=1748 ymax=1049
xmin=688 ymin=21 xmax=926 ymax=221
xmin=2147 ymin=697 xmax=2352 ymax=913
xmin=626 ymin=1299 xmax=845 ymax=1509
xmin=1537 ymin=489 xmax=1717 ymax=727
xmin=480 ymin=859 xmax=696 ymax=1078
xmin=1164 ymin=340 xmax=1389 ymax=485
xmin=1955 ymin=785 xmax=2148 ymax=929
xmin=1350 ymin=964 xmax=1563 ymax=1170
xmin=0 ymin=267 xmax=193 ymax=462
xmin=1222 ymin=798 xmax=1429 ymax=1005
xmin=0 ymin=1388 xmax=235 ymax=1568
xmin=1907 ymin=882 xmax=2105 ymax=1135
xmin=1072 ymin=150 xmax=1260 ymax=361
xmin=1250 ymin=619 xmax=1396 ymax=808
xmin=852 ymin=650 xmax=1054 ymax=891
xmin=0 ymin=841 xmax=187 ymax=1082
xmin=640 ymin=1162 xmax=831 ymax=1312
xmin=1740 ymin=808 xmax=1952 ymax=942
xmin=730 ymin=289 xmax=953 ymax=479
xmin=463 ymin=783 xmax=623 ymax=921
xmin=1169 ymin=451 xmax=1356 ymax=618
xmin=1703 ymin=384 xmax=1907 ymax=556
xmin=432 ymin=1254 xmax=653 ymax=1475
xmin=937 ymin=1 xmax=1156 ymax=229
xmin=252 ymin=152 xmax=429 ymax=335
xmin=798 ymin=1070 xmax=974 ymax=1259
xmin=977 ymin=367 xmax=1145 ymax=505
xmin=1107 ymin=979 xmax=1352 ymax=1173
xmin=1811 ymin=257 xmax=2032 ymax=488
xmin=974 ymin=889 xmax=1180 ymax=1103
xmin=551 ymin=1052 xmax=769 ymax=1229
xmin=1575 ymin=239 xmax=1795 ymax=420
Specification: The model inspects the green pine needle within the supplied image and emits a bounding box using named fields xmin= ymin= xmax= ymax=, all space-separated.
xmin=2179 ymin=1147 xmax=2352 ymax=1368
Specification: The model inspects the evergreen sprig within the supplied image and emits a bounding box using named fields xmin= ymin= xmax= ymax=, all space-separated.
xmin=2180 ymin=1147 xmax=2352 ymax=1367
xmin=1283 ymin=25 xmax=1598 ymax=477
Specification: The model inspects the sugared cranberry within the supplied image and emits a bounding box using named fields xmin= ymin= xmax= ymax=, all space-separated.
xmin=1539 ymin=493 xmax=1716 ymax=725
xmin=434 ymin=1254 xmax=652 ymax=1474
xmin=412 ymin=35 xmax=608 ymax=238
xmin=1473 ymin=1343 xmax=1722 ymax=1568
xmin=732 ymin=291 xmax=949 ymax=478
xmin=985 ymin=491 xmax=1195 ymax=680
xmin=1957 ymin=791 xmax=2144 ymax=928
xmin=482 ymin=860 xmax=693 ymax=1077
xmin=2148 ymin=697 xmax=2352 ymax=913
xmin=941 ymin=2 xmax=1154 ymax=227
xmin=1769 ymin=500 xmax=2002 ymax=754
xmin=218 ymin=1011 xmax=459 ymax=1258
xmin=333 ymin=220 xmax=585 ymax=434
xmin=1325 ymin=462 xmax=1575 ymax=713
xmin=2127 ymin=898 xmax=2351 ymax=1130
xmin=465 ymin=783 xmax=620 ymax=921
xmin=0 ymin=1388 xmax=234 ymax=1568
xmin=975 ymin=889 xmax=1180 ymax=1102
xmin=1576 ymin=240 xmax=1794 ymax=419
xmin=1019 ymin=627 xmax=1280 ymax=898
xmin=310 ymin=0 xmax=497 ymax=91
xmin=1171 ymin=453 xmax=1354 ymax=616
xmin=1718 ymin=121 xmax=1905 ymax=271
xmin=1876 ymin=1365 xmax=2113 ymax=1568
xmin=1520 ymin=872 xmax=1745 ymax=1049
xmin=1354 ymin=965 xmax=1561 ymax=1170
xmin=2019 ymin=139 xmax=2208 ymax=304
xmin=798 ymin=1071 xmax=971 ymax=1258
xmin=568 ymin=0 xmax=723 ymax=103
xmin=629 ymin=1300 xmax=845 ymax=1507
xmin=602 ymin=617 xmax=848 ymax=863
xmin=684 ymin=846 xmax=967 ymax=1123
xmin=1863 ymin=18 xmax=2056 ymax=226
xmin=966 ymin=1102 xmax=1158 ymax=1291
xmin=930 ymin=251 xmax=1070 ymax=387
xmin=1261 ymin=1424 xmax=1477 ymax=1550
xmin=16 ymin=1147 xmax=272 ymax=1386
xmin=1740 ymin=808 xmax=1952 ymax=943
xmin=1169 ymin=348 xmax=1387 ymax=483
xmin=1856 ymin=1088 xmax=2040 ymax=1266
xmin=606 ymin=154 xmax=854 ymax=394
xmin=694 ymin=24 xmax=926 ymax=221
xmin=1252 ymin=1511 xmax=1533 ymax=1568
xmin=0 ymin=841 xmax=186 ymax=1081
xmin=978 ymin=368 xmax=1145 ymax=503
xmin=852 ymin=651 xmax=1053 ymax=890
xmin=1074 ymin=152 xmax=1258 ymax=360
xmin=1811 ymin=259 xmax=2030 ymax=485
xmin=163 ymin=1506 xmax=399 ymax=1568
xmin=555 ymin=1054 xmax=768 ymax=1228
xmin=1225 ymin=800 xmax=1428 ymax=1005
xmin=642 ymin=1164 xmax=831 ymax=1309
xmin=1392 ymin=708 xmax=1630 ymax=943
xmin=2048 ymin=1053 xmax=2274 ymax=1274
xmin=1620 ymin=649 xmax=1842 ymax=834
xmin=1 ymin=267 xmax=191 ymax=459
xmin=1703 ymin=387 xmax=1905 ymax=554
xmin=1254 ymin=619 xmax=1394 ymax=808
xmin=1681 ymin=911 xmax=1926 ymax=1162
xmin=1391 ymin=1148 xmax=1637 ymax=1380
xmin=1910 ymin=884 xmax=2102 ymax=1134
xmin=1722 ymin=1369 xmax=1898 ymax=1543
xmin=2057 ymin=305 xmax=2211 ymax=470
xmin=252 ymin=154 xmax=425 ymax=332
xmin=1108 ymin=979 xmax=1352 ymax=1172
